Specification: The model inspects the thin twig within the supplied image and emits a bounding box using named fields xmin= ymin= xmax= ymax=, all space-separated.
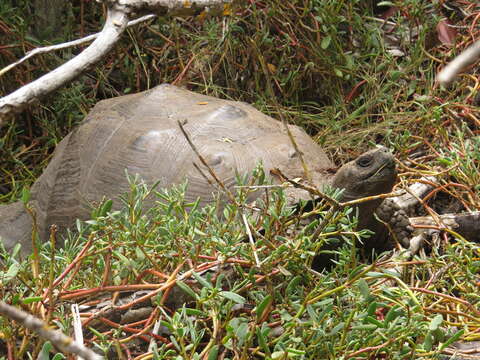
xmin=234 ymin=184 xmax=287 ymax=189
xmin=71 ymin=304 xmax=85 ymax=360
xmin=177 ymin=120 xmax=238 ymax=205
xmin=250 ymin=37 xmax=313 ymax=183
xmin=270 ymin=168 xmax=339 ymax=206
xmin=242 ymin=213 xmax=260 ymax=267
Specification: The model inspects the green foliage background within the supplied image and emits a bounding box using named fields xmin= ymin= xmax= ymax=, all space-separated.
xmin=1 ymin=0 xmax=480 ymax=359
xmin=1 ymin=0 xmax=460 ymax=200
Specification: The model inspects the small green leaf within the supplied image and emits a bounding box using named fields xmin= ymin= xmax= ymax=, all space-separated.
xmin=184 ymin=308 xmax=204 ymax=316
xmin=390 ymin=70 xmax=402 ymax=81
xmin=135 ymin=247 xmax=145 ymax=260
xmin=256 ymin=295 xmax=273 ymax=322
xmin=365 ymin=271 xmax=386 ymax=278
xmin=115 ymin=251 xmax=133 ymax=268
xmin=21 ymin=187 xmax=30 ymax=204
xmin=348 ymin=265 xmax=367 ymax=279
xmin=306 ymin=304 xmax=318 ymax=322
xmin=194 ymin=228 xmax=207 ymax=236
xmin=89 ymin=326 xmax=105 ymax=339
xmin=40 ymin=341 xmax=53 ymax=358
xmin=3 ymin=262 xmax=20 ymax=283
xmin=286 ymin=275 xmax=302 ymax=296
xmin=11 ymin=244 xmax=21 ymax=258
xmin=321 ymin=35 xmax=331 ymax=49
xmin=256 ymin=326 xmax=271 ymax=355
xmin=229 ymin=318 xmax=249 ymax=346
xmin=99 ymin=199 xmax=113 ymax=216
xmin=193 ymin=271 xmax=213 ymax=289
xmin=423 ymin=331 xmax=433 ymax=351
xmin=429 ymin=314 xmax=443 ymax=331
xmin=22 ymin=296 xmax=43 ymax=304
xmin=365 ymin=316 xmax=384 ymax=328
xmin=328 ymin=322 xmax=344 ymax=336
xmin=440 ymin=329 xmax=465 ymax=350
xmin=220 ymin=291 xmax=245 ymax=304
xmin=176 ymin=281 xmax=198 ymax=300
xmin=384 ymin=305 xmax=401 ymax=325
xmin=316 ymin=303 xmax=334 ymax=322
xmin=215 ymin=273 xmax=225 ymax=289
xmin=351 ymin=324 xmax=378 ymax=331
xmin=287 ymin=347 xmax=306 ymax=356
xmin=367 ymin=301 xmax=377 ymax=316
xmin=207 ymin=345 xmax=219 ymax=360
xmin=357 ymin=278 xmax=371 ymax=300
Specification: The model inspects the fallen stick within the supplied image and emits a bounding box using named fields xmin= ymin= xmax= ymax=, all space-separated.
xmin=410 ymin=211 xmax=480 ymax=242
xmin=437 ymin=40 xmax=480 ymax=86
xmin=0 ymin=301 xmax=102 ymax=360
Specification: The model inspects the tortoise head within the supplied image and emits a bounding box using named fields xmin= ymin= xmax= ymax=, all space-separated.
xmin=312 ymin=147 xmax=397 ymax=271
xmin=331 ymin=146 xmax=397 ymax=202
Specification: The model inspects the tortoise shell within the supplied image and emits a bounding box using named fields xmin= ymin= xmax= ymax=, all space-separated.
xmin=28 ymin=84 xmax=334 ymax=239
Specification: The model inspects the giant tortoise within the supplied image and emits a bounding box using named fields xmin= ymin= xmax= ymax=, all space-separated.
xmin=0 ymin=84 xmax=397 ymax=257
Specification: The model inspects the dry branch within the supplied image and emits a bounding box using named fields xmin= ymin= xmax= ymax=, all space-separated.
xmin=391 ymin=176 xmax=437 ymax=213
xmin=0 ymin=301 xmax=102 ymax=360
xmin=0 ymin=0 xmax=232 ymax=123
xmin=107 ymin=0 xmax=232 ymax=16
xmin=437 ymin=40 xmax=480 ymax=86
xmin=410 ymin=211 xmax=480 ymax=241
xmin=0 ymin=5 xmax=129 ymax=122
xmin=0 ymin=14 xmax=157 ymax=77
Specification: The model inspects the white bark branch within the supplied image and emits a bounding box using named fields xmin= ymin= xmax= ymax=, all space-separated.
xmin=437 ymin=40 xmax=480 ymax=86
xmin=0 ymin=5 xmax=129 ymax=123
xmin=0 ymin=301 xmax=102 ymax=360
xmin=0 ymin=14 xmax=157 ymax=78
xmin=110 ymin=0 xmax=232 ymax=16
xmin=0 ymin=0 xmax=232 ymax=124
xmin=392 ymin=176 xmax=437 ymax=213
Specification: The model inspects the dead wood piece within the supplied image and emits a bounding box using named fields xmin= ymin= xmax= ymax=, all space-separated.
xmin=0 ymin=0 xmax=232 ymax=123
xmin=410 ymin=211 xmax=480 ymax=242
xmin=0 ymin=14 xmax=157 ymax=77
xmin=109 ymin=0 xmax=234 ymax=17
xmin=392 ymin=176 xmax=437 ymax=215
xmin=0 ymin=5 xmax=129 ymax=122
xmin=438 ymin=40 xmax=480 ymax=86
xmin=0 ymin=301 xmax=102 ymax=360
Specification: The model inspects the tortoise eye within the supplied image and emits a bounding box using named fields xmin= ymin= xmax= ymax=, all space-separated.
xmin=357 ymin=155 xmax=373 ymax=168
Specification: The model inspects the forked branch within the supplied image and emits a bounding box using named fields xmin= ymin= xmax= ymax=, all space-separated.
xmin=0 ymin=0 xmax=232 ymax=123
